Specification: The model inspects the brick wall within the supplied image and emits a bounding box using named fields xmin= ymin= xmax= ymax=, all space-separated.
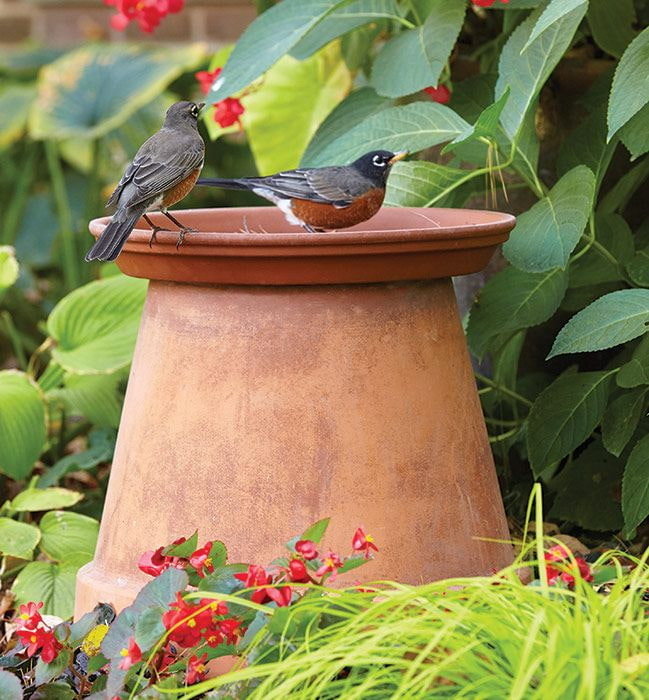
xmin=0 ymin=0 xmax=256 ymax=47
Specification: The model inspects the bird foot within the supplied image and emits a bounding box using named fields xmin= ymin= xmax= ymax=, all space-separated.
xmin=148 ymin=226 xmax=174 ymax=248
xmin=175 ymin=227 xmax=198 ymax=250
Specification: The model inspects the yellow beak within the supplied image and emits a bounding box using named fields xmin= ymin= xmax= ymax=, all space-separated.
xmin=389 ymin=150 xmax=408 ymax=165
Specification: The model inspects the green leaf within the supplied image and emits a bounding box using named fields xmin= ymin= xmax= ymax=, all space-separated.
xmin=549 ymin=437 xmax=623 ymax=531
xmin=445 ymin=88 xmax=509 ymax=154
xmin=48 ymin=371 xmax=125 ymax=428
xmin=12 ymin=561 xmax=78 ymax=618
xmin=549 ymin=289 xmax=649 ymax=358
xmin=0 ymin=370 xmax=47 ymax=480
xmin=607 ymin=26 xmax=649 ymax=140
xmin=338 ymin=555 xmax=368 ymax=574
xmin=527 ymin=371 xmax=613 ymax=476
xmin=618 ymin=336 xmax=649 ymax=388
xmin=39 ymin=511 xmax=99 ymax=566
xmin=35 ymin=649 xmax=71 ymax=686
xmin=302 ymin=87 xmax=392 ymax=166
xmin=38 ymin=430 xmax=115 ymax=488
xmin=598 ymin=157 xmax=649 ymax=214
xmin=619 ymin=103 xmax=649 ymax=160
xmin=162 ymin=531 xmax=198 ymax=558
xmin=602 ymin=388 xmax=648 ymax=457
xmin=371 ymin=0 xmax=466 ymax=98
xmin=0 ymin=247 xmax=19 ymax=291
xmin=211 ymin=0 xmax=353 ymax=101
xmin=290 ymin=0 xmax=397 ymax=60
xmin=384 ymin=161 xmax=468 ymax=207
xmin=47 ymin=275 xmax=147 ymax=375
xmin=31 ymin=682 xmax=75 ymax=699
xmin=622 ymin=434 xmax=649 ymax=533
xmin=627 ymin=246 xmax=649 ymax=287
xmin=198 ymin=564 xmax=247 ymax=595
xmin=301 ymin=517 xmax=331 ymax=544
xmin=0 ymin=83 xmax=35 ymax=150
xmin=467 ymin=266 xmax=568 ymax=359
xmin=504 ymin=166 xmax=595 ymax=272
xmin=241 ymin=44 xmax=351 ymax=174
xmin=588 ymin=0 xmax=637 ymax=58
xmin=30 ymin=44 xmax=206 ymax=140
xmin=523 ymin=0 xmax=587 ymax=51
xmin=496 ymin=2 xmax=587 ymax=139
xmin=304 ymin=101 xmax=469 ymax=167
xmin=0 ymin=517 xmax=40 ymax=559
xmin=0 ymin=670 xmax=22 ymax=700
xmin=135 ymin=606 xmax=166 ymax=652
xmin=11 ymin=487 xmax=83 ymax=512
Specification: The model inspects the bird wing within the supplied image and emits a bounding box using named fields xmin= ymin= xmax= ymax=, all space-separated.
xmin=254 ymin=166 xmax=368 ymax=207
xmin=106 ymin=137 xmax=204 ymax=209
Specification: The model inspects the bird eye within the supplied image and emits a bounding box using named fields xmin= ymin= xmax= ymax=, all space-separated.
xmin=372 ymin=155 xmax=386 ymax=167
xmin=190 ymin=105 xmax=198 ymax=117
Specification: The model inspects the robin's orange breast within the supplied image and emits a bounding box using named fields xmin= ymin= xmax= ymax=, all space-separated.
xmin=162 ymin=168 xmax=202 ymax=208
xmin=290 ymin=188 xmax=385 ymax=230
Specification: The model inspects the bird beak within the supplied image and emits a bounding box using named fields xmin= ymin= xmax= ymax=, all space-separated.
xmin=389 ymin=151 xmax=408 ymax=165
xmin=198 ymin=102 xmax=206 ymax=112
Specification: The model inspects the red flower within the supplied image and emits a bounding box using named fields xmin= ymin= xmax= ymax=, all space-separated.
xmin=186 ymin=652 xmax=208 ymax=685
xmin=16 ymin=601 xmax=44 ymax=630
xmin=138 ymin=545 xmax=187 ymax=577
xmin=544 ymin=545 xmax=593 ymax=589
xmin=266 ymin=586 xmax=292 ymax=607
xmin=16 ymin=625 xmax=62 ymax=663
xmin=295 ymin=539 xmax=318 ymax=560
xmin=104 ymin=0 xmax=185 ymax=34
xmin=352 ymin=527 xmax=379 ymax=559
xmin=118 ymin=637 xmax=142 ymax=670
xmin=189 ymin=541 xmax=215 ymax=578
xmin=218 ymin=618 xmax=243 ymax=645
xmin=234 ymin=564 xmax=273 ymax=603
xmin=212 ymin=97 xmax=245 ymax=129
xmin=315 ymin=551 xmax=343 ymax=578
xmin=287 ymin=558 xmax=310 ymax=583
xmin=195 ymin=68 xmax=222 ymax=95
xmin=162 ymin=593 xmax=211 ymax=647
xmin=423 ymin=85 xmax=451 ymax=104
xmin=472 ymin=0 xmax=509 ymax=7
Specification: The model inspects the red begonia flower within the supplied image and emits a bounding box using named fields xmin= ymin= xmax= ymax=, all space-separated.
xmin=118 ymin=637 xmax=142 ymax=670
xmin=544 ymin=545 xmax=593 ymax=589
xmin=16 ymin=625 xmax=62 ymax=663
xmin=266 ymin=586 xmax=293 ymax=607
xmin=195 ymin=68 xmax=222 ymax=95
xmin=315 ymin=551 xmax=343 ymax=578
xmin=287 ymin=558 xmax=310 ymax=583
xmin=16 ymin=601 xmax=44 ymax=630
xmin=138 ymin=546 xmax=187 ymax=577
xmin=295 ymin=539 xmax=318 ymax=560
xmin=423 ymin=85 xmax=451 ymax=104
xmin=212 ymin=97 xmax=245 ymax=129
xmin=186 ymin=652 xmax=209 ymax=685
xmin=352 ymin=527 xmax=379 ymax=559
xmin=234 ymin=564 xmax=273 ymax=603
xmin=189 ymin=541 xmax=216 ymax=578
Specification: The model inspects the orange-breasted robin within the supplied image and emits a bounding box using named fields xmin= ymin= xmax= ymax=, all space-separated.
xmin=85 ymin=100 xmax=206 ymax=262
xmin=197 ymin=150 xmax=408 ymax=232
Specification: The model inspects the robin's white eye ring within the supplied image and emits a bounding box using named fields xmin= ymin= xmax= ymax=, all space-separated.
xmin=372 ymin=155 xmax=386 ymax=167
xmin=190 ymin=105 xmax=199 ymax=117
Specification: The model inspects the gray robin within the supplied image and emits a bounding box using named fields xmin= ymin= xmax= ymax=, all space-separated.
xmin=85 ymin=100 xmax=206 ymax=262
xmin=197 ymin=150 xmax=408 ymax=232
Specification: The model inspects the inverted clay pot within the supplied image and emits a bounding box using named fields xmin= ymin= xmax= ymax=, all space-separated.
xmin=76 ymin=206 xmax=516 ymax=617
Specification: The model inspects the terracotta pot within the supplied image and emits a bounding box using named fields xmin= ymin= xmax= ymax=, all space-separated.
xmin=76 ymin=206 xmax=516 ymax=617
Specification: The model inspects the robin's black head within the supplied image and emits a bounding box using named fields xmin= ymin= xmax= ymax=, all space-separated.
xmin=164 ymin=101 xmax=205 ymax=128
xmin=350 ymin=150 xmax=408 ymax=184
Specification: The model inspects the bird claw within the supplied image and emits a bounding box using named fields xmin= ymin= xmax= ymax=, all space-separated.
xmin=175 ymin=227 xmax=197 ymax=250
xmin=148 ymin=226 xmax=173 ymax=248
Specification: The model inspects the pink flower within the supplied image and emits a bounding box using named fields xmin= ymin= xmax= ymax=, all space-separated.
xmin=117 ymin=637 xmax=142 ymax=670
xmin=189 ymin=541 xmax=216 ymax=578
xmin=266 ymin=586 xmax=292 ymax=607
xmin=295 ymin=539 xmax=318 ymax=560
xmin=423 ymin=85 xmax=451 ymax=104
xmin=212 ymin=97 xmax=245 ymax=129
xmin=138 ymin=545 xmax=187 ymax=577
xmin=352 ymin=527 xmax=379 ymax=559
xmin=315 ymin=551 xmax=342 ymax=578
xmin=16 ymin=601 xmax=44 ymax=630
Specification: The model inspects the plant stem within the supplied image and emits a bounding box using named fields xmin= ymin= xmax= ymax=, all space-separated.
xmin=45 ymin=140 xmax=80 ymax=292
xmin=475 ymin=372 xmax=533 ymax=408
xmin=0 ymin=311 xmax=27 ymax=369
xmin=1 ymin=142 xmax=37 ymax=245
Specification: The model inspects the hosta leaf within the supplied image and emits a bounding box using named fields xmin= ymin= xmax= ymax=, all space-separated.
xmin=302 ymin=87 xmax=392 ymax=167
xmin=0 ymin=517 xmax=40 ymax=559
xmin=0 ymin=370 xmax=47 ymax=480
xmin=384 ymin=161 xmax=467 ymax=207
xmin=371 ymin=0 xmax=466 ymax=98
xmin=30 ymin=44 xmax=206 ymax=140
xmin=11 ymin=487 xmax=83 ymax=512
xmin=0 ymin=83 xmax=35 ymax=150
xmin=48 ymin=371 xmax=126 ymax=428
xmin=607 ymin=26 xmax=649 ymax=140
xmin=549 ymin=289 xmax=649 ymax=358
xmin=496 ymin=2 xmax=587 ymax=139
xmin=291 ymin=0 xmax=397 ymax=60
xmin=602 ymin=388 xmax=648 ymax=457
xmin=304 ymin=101 xmax=469 ymax=167
xmin=527 ymin=371 xmax=613 ymax=476
xmin=211 ymin=0 xmax=354 ymax=101
xmin=12 ymin=561 xmax=78 ymax=618
xmin=503 ymin=166 xmax=595 ymax=272
xmin=47 ymin=275 xmax=147 ymax=374
xmin=622 ymin=434 xmax=649 ymax=533
xmin=39 ymin=511 xmax=99 ymax=566
xmin=618 ymin=336 xmax=649 ymax=388
xmin=467 ymin=266 xmax=568 ymax=359
xmin=241 ymin=44 xmax=351 ymax=174
xmin=588 ymin=0 xmax=637 ymax=59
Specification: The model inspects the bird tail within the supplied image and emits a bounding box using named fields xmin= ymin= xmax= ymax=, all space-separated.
xmin=196 ymin=177 xmax=260 ymax=191
xmin=85 ymin=207 xmax=144 ymax=262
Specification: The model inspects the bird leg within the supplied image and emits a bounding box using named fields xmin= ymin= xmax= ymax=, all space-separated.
xmin=143 ymin=214 xmax=174 ymax=248
xmin=302 ymin=223 xmax=317 ymax=233
xmin=160 ymin=210 xmax=197 ymax=250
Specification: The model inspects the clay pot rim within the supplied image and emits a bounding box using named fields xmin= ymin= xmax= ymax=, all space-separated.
xmin=89 ymin=206 xmax=515 ymax=250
